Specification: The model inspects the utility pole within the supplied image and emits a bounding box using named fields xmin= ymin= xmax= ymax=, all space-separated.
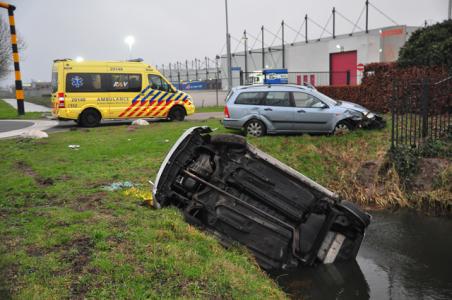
xmin=244 ymin=30 xmax=248 ymax=84
xmin=215 ymin=56 xmax=219 ymax=106
xmin=281 ymin=20 xmax=285 ymax=69
xmin=261 ymin=25 xmax=265 ymax=69
xmin=195 ymin=58 xmax=199 ymax=81
xmin=305 ymin=14 xmax=308 ymax=43
xmin=225 ymin=0 xmax=233 ymax=90
xmin=449 ymin=0 xmax=451 ymax=19
xmin=205 ymin=56 xmax=209 ymax=80
xmin=365 ymin=0 xmax=369 ymax=33
xmin=185 ymin=60 xmax=189 ymax=81
xmin=0 ymin=2 xmax=24 ymax=115
xmin=177 ymin=62 xmax=181 ymax=90
xmin=332 ymin=7 xmax=336 ymax=39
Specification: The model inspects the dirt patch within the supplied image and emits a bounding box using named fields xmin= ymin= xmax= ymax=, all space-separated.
xmin=61 ymin=237 xmax=93 ymax=274
xmin=16 ymin=161 xmax=54 ymax=187
xmin=73 ymin=192 xmax=107 ymax=211
xmin=411 ymin=158 xmax=450 ymax=192
xmin=59 ymin=237 xmax=94 ymax=299
xmin=355 ymin=160 xmax=380 ymax=188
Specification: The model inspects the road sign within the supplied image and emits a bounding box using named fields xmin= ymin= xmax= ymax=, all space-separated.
xmin=357 ymin=63 xmax=365 ymax=72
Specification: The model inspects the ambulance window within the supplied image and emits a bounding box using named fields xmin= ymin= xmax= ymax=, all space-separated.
xmin=66 ymin=73 xmax=104 ymax=93
xmin=148 ymin=74 xmax=170 ymax=92
xmin=110 ymin=74 xmax=142 ymax=92
xmin=51 ymin=72 xmax=58 ymax=93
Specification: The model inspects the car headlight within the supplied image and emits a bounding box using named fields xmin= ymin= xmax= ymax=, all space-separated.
xmin=366 ymin=112 xmax=375 ymax=119
xmin=346 ymin=110 xmax=364 ymax=119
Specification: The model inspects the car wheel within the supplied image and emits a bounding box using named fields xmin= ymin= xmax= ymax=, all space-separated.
xmin=168 ymin=106 xmax=185 ymax=121
xmin=334 ymin=120 xmax=352 ymax=135
xmin=245 ymin=119 xmax=266 ymax=137
xmin=210 ymin=134 xmax=247 ymax=149
xmin=79 ymin=108 xmax=101 ymax=127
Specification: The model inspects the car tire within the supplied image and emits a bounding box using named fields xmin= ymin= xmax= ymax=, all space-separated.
xmin=333 ymin=120 xmax=353 ymax=135
xmin=79 ymin=108 xmax=101 ymax=127
xmin=337 ymin=200 xmax=371 ymax=228
xmin=210 ymin=134 xmax=247 ymax=149
xmin=244 ymin=119 xmax=266 ymax=137
xmin=168 ymin=106 xmax=185 ymax=121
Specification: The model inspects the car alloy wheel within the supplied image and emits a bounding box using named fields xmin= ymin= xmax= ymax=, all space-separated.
xmin=334 ymin=121 xmax=351 ymax=135
xmin=246 ymin=120 xmax=264 ymax=137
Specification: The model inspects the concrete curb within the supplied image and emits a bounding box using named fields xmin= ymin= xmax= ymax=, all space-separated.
xmin=0 ymin=119 xmax=59 ymax=139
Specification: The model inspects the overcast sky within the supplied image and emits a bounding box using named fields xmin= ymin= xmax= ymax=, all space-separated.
xmin=0 ymin=0 xmax=448 ymax=86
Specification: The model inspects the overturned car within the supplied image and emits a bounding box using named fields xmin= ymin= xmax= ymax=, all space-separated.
xmin=152 ymin=127 xmax=371 ymax=269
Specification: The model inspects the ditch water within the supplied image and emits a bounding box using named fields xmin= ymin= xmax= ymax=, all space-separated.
xmin=270 ymin=209 xmax=452 ymax=300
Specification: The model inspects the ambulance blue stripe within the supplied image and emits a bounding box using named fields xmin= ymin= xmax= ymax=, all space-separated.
xmin=141 ymin=89 xmax=155 ymax=103
xmin=157 ymin=92 xmax=168 ymax=102
xmin=175 ymin=93 xmax=183 ymax=100
xmin=132 ymin=85 xmax=151 ymax=104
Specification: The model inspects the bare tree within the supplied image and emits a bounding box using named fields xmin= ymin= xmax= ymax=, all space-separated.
xmin=0 ymin=15 xmax=25 ymax=80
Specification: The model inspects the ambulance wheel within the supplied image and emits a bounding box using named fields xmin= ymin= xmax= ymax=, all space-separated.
xmin=79 ymin=108 xmax=101 ymax=127
xmin=168 ymin=106 xmax=185 ymax=121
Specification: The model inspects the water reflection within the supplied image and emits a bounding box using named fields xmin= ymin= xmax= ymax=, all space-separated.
xmin=270 ymin=210 xmax=452 ymax=300
xmin=271 ymin=260 xmax=369 ymax=299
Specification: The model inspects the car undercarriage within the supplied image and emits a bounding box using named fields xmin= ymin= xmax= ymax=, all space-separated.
xmin=153 ymin=127 xmax=371 ymax=269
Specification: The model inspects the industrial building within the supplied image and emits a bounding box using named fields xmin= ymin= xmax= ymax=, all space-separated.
xmin=219 ymin=24 xmax=418 ymax=89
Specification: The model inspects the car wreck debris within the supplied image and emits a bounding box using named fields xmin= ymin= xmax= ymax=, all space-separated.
xmin=153 ymin=127 xmax=371 ymax=269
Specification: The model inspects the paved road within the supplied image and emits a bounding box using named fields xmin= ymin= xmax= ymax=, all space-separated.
xmin=187 ymin=90 xmax=228 ymax=107
xmin=2 ymin=98 xmax=51 ymax=112
xmin=0 ymin=120 xmax=34 ymax=132
xmin=47 ymin=111 xmax=223 ymax=133
xmin=0 ymin=119 xmax=59 ymax=139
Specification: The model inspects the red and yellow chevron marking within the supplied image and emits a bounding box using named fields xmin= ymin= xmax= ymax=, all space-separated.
xmin=126 ymin=90 xmax=159 ymax=117
xmin=152 ymin=92 xmax=183 ymax=117
xmin=137 ymin=91 xmax=168 ymax=117
xmin=119 ymin=100 xmax=140 ymax=117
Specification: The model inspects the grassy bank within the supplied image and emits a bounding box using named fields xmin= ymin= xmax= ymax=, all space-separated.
xmin=1 ymin=118 xmax=449 ymax=298
xmin=195 ymin=105 xmax=224 ymax=113
xmin=0 ymin=99 xmax=43 ymax=120
xmin=0 ymin=119 xmax=285 ymax=299
xmin=25 ymin=96 xmax=52 ymax=108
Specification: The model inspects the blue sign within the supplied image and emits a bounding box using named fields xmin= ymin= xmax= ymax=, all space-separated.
xmin=174 ymin=81 xmax=208 ymax=90
xmin=263 ymin=69 xmax=288 ymax=84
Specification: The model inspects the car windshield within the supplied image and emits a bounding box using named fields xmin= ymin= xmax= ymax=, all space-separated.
xmin=312 ymin=90 xmax=338 ymax=106
xmin=225 ymin=89 xmax=234 ymax=102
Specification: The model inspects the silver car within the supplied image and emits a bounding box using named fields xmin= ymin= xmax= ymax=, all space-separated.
xmin=222 ymin=84 xmax=385 ymax=137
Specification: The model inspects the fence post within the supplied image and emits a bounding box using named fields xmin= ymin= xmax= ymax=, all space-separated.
xmin=421 ymin=79 xmax=430 ymax=138
xmin=391 ymin=80 xmax=396 ymax=149
xmin=239 ymin=70 xmax=244 ymax=85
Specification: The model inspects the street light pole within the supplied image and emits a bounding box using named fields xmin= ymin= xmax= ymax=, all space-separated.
xmin=225 ymin=0 xmax=233 ymax=90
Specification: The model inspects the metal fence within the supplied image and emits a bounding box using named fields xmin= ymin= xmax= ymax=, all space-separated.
xmin=240 ymin=71 xmax=361 ymax=86
xmin=391 ymin=77 xmax=452 ymax=150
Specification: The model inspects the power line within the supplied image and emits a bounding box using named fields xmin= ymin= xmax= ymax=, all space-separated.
xmin=369 ymin=2 xmax=398 ymax=25
xmin=336 ymin=9 xmax=364 ymax=31
xmin=351 ymin=5 xmax=366 ymax=34
xmin=318 ymin=13 xmax=333 ymax=39
xmin=308 ymin=16 xmax=332 ymax=36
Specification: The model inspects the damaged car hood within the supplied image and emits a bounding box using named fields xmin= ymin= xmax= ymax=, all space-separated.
xmin=153 ymin=127 xmax=371 ymax=269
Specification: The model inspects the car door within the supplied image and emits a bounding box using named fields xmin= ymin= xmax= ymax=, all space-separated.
xmin=259 ymin=91 xmax=295 ymax=131
xmin=291 ymin=91 xmax=335 ymax=133
xmin=146 ymin=74 xmax=176 ymax=118
xmin=108 ymin=73 xmax=143 ymax=118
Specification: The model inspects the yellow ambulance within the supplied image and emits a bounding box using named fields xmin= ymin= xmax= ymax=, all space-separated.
xmin=51 ymin=59 xmax=195 ymax=127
